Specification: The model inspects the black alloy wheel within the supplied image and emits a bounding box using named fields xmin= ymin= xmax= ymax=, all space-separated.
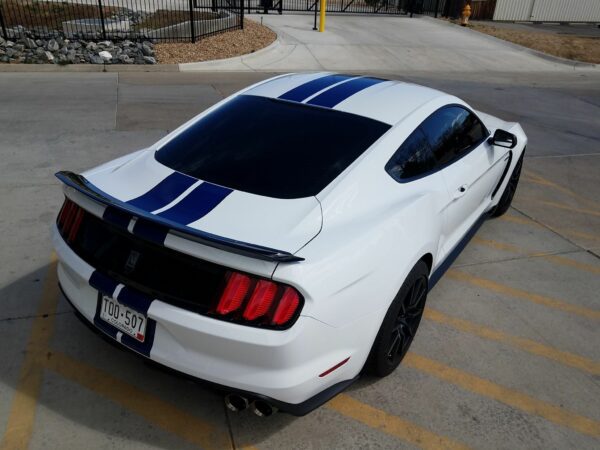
xmin=365 ymin=261 xmax=429 ymax=377
xmin=385 ymin=274 xmax=428 ymax=367
xmin=492 ymin=151 xmax=524 ymax=217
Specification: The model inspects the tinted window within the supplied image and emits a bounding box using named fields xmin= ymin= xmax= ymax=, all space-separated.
xmin=386 ymin=128 xmax=436 ymax=181
xmin=155 ymin=95 xmax=391 ymax=199
xmin=420 ymin=106 xmax=488 ymax=166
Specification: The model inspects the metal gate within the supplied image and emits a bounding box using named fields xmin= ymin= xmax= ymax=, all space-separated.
xmin=244 ymin=0 xmax=417 ymax=15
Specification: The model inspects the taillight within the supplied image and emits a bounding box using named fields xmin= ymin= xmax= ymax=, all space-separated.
xmin=216 ymin=272 xmax=251 ymax=315
xmin=243 ymin=280 xmax=278 ymax=321
xmin=213 ymin=271 xmax=303 ymax=329
xmin=57 ymin=198 xmax=85 ymax=243
xmin=271 ymin=287 xmax=300 ymax=326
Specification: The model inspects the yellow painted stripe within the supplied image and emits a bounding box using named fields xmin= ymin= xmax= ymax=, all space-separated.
xmin=44 ymin=351 xmax=232 ymax=450
xmin=559 ymin=229 xmax=600 ymax=243
xmin=500 ymin=215 xmax=600 ymax=243
xmin=500 ymin=214 xmax=542 ymax=227
xmin=424 ymin=308 xmax=600 ymax=375
xmin=539 ymin=201 xmax=600 ymax=218
xmin=328 ymin=394 xmax=471 ymax=450
xmin=524 ymin=170 xmax=600 ymax=209
xmin=1 ymin=255 xmax=59 ymax=450
xmin=472 ymin=237 xmax=600 ymax=275
xmin=543 ymin=254 xmax=600 ymax=275
xmin=447 ymin=270 xmax=600 ymax=320
xmin=404 ymin=353 xmax=600 ymax=438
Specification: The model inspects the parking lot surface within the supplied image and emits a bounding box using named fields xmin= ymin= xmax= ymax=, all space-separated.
xmin=0 ymin=70 xmax=599 ymax=449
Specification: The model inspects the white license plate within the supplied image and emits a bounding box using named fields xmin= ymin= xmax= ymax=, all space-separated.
xmin=100 ymin=295 xmax=147 ymax=342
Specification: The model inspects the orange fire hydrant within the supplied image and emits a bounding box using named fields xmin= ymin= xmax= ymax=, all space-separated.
xmin=460 ymin=1 xmax=472 ymax=26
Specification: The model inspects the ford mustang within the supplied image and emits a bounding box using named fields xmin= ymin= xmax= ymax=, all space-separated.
xmin=53 ymin=73 xmax=526 ymax=416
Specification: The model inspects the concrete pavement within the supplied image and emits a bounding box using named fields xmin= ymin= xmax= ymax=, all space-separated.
xmin=0 ymin=70 xmax=599 ymax=449
xmin=181 ymin=15 xmax=599 ymax=72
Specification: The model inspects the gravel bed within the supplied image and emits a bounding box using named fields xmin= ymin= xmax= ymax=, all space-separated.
xmin=154 ymin=19 xmax=276 ymax=64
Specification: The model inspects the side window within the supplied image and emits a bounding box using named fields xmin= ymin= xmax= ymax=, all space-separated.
xmin=420 ymin=106 xmax=488 ymax=166
xmin=385 ymin=127 xmax=436 ymax=181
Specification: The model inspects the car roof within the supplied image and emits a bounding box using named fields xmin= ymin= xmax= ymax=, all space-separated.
xmin=243 ymin=72 xmax=449 ymax=126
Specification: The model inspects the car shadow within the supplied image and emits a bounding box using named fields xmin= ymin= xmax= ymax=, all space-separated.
xmin=0 ymin=264 xmax=296 ymax=449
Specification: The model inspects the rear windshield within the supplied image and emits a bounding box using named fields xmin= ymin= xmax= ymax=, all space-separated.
xmin=155 ymin=95 xmax=390 ymax=199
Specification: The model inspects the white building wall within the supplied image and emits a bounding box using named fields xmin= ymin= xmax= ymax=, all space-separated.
xmin=493 ymin=0 xmax=600 ymax=22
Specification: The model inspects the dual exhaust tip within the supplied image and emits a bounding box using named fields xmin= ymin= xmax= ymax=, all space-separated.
xmin=224 ymin=394 xmax=277 ymax=417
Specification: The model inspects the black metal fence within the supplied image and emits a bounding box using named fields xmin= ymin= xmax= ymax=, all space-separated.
xmin=0 ymin=0 xmax=244 ymax=42
xmin=235 ymin=0 xmax=457 ymax=16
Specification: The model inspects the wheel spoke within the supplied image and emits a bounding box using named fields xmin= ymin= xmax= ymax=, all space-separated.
xmin=387 ymin=332 xmax=402 ymax=358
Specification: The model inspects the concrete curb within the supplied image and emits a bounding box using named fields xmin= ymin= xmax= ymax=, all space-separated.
xmin=179 ymin=37 xmax=281 ymax=72
xmin=422 ymin=16 xmax=599 ymax=70
xmin=0 ymin=63 xmax=180 ymax=72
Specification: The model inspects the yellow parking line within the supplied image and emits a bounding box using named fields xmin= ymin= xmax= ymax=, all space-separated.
xmin=523 ymin=170 xmax=600 ymax=208
xmin=472 ymin=237 xmax=600 ymax=275
xmin=447 ymin=270 xmax=600 ymax=320
xmin=44 ymin=351 xmax=232 ymax=450
xmin=404 ymin=353 xmax=600 ymax=438
xmin=328 ymin=394 xmax=471 ymax=450
xmin=424 ymin=308 xmax=600 ymax=375
xmin=543 ymin=254 xmax=600 ymax=275
xmin=499 ymin=214 xmax=542 ymax=227
xmin=500 ymin=215 xmax=600 ymax=243
xmin=538 ymin=201 xmax=600 ymax=218
xmin=1 ymin=255 xmax=59 ymax=450
xmin=561 ymin=229 xmax=600 ymax=243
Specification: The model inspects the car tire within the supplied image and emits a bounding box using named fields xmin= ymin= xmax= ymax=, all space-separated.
xmin=364 ymin=260 xmax=429 ymax=377
xmin=491 ymin=151 xmax=524 ymax=218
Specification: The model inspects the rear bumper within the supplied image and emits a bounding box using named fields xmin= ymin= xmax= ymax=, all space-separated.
xmin=53 ymin=224 xmax=366 ymax=413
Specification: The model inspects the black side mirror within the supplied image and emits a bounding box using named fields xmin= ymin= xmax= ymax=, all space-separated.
xmin=488 ymin=129 xmax=517 ymax=149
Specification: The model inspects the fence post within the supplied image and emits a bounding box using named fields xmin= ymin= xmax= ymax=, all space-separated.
xmin=189 ymin=0 xmax=196 ymax=43
xmin=0 ymin=4 xmax=8 ymax=41
xmin=313 ymin=0 xmax=318 ymax=30
xmin=97 ymin=0 xmax=107 ymax=40
xmin=434 ymin=0 xmax=440 ymax=17
xmin=240 ymin=0 xmax=244 ymax=29
xmin=409 ymin=0 xmax=414 ymax=17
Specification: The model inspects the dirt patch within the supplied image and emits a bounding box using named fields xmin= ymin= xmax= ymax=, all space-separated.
xmin=469 ymin=23 xmax=600 ymax=64
xmin=1 ymin=0 xmax=119 ymax=30
xmin=154 ymin=19 xmax=276 ymax=64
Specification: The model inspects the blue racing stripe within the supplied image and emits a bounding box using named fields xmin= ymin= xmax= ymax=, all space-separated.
xmin=132 ymin=218 xmax=169 ymax=245
xmin=103 ymin=206 xmax=131 ymax=230
xmin=127 ymin=172 xmax=197 ymax=212
xmin=307 ymin=77 xmax=386 ymax=108
xmin=89 ymin=271 xmax=119 ymax=296
xmin=278 ymin=74 xmax=354 ymax=102
xmin=117 ymin=286 xmax=153 ymax=315
xmin=157 ymin=182 xmax=232 ymax=225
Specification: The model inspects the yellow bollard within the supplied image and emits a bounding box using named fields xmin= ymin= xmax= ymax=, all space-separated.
xmin=319 ymin=0 xmax=327 ymax=32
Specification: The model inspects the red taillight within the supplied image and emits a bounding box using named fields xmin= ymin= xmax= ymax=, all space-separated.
xmin=57 ymin=199 xmax=85 ymax=243
xmin=213 ymin=271 xmax=302 ymax=328
xmin=68 ymin=208 xmax=84 ymax=243
xmin=271 ymin=287 xmax=300 ymax=325
xmin=216 ymin=272 xmax=251 ymax=315
xmin=243 ymin=280 xmax=278 ymax=321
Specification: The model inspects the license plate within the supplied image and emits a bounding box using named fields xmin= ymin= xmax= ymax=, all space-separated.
xmin=100 ymin=295 xmax=147 ymax=342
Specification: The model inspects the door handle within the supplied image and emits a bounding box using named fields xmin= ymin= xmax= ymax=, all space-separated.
xmin=454 ymin=184 xmax=469 ymax=199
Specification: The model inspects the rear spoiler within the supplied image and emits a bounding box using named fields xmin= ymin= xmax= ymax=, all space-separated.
xmin=55 ymin=171 xmax=304 ymax=263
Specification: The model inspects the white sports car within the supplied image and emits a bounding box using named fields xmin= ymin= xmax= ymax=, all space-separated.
xmin=53 ymin=73 xmax=526 ymax=416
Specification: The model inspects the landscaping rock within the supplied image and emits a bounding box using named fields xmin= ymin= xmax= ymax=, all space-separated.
xmin=141 ymin=44 xmax=154 ymax=56
xmin=47 ymin=39 xmax=59 ymax=51
xmin=143 ymin=56 xmax=156 ymax=64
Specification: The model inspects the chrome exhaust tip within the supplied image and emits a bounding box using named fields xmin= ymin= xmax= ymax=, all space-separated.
xmin=224 ymin=394 xmax=249 ymax=412
xmin=250 ymin=400 xmax=277 ymax=417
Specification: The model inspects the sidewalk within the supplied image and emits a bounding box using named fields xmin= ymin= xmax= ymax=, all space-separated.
xmin=181 ymin=14 xmax=598 ymax=72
